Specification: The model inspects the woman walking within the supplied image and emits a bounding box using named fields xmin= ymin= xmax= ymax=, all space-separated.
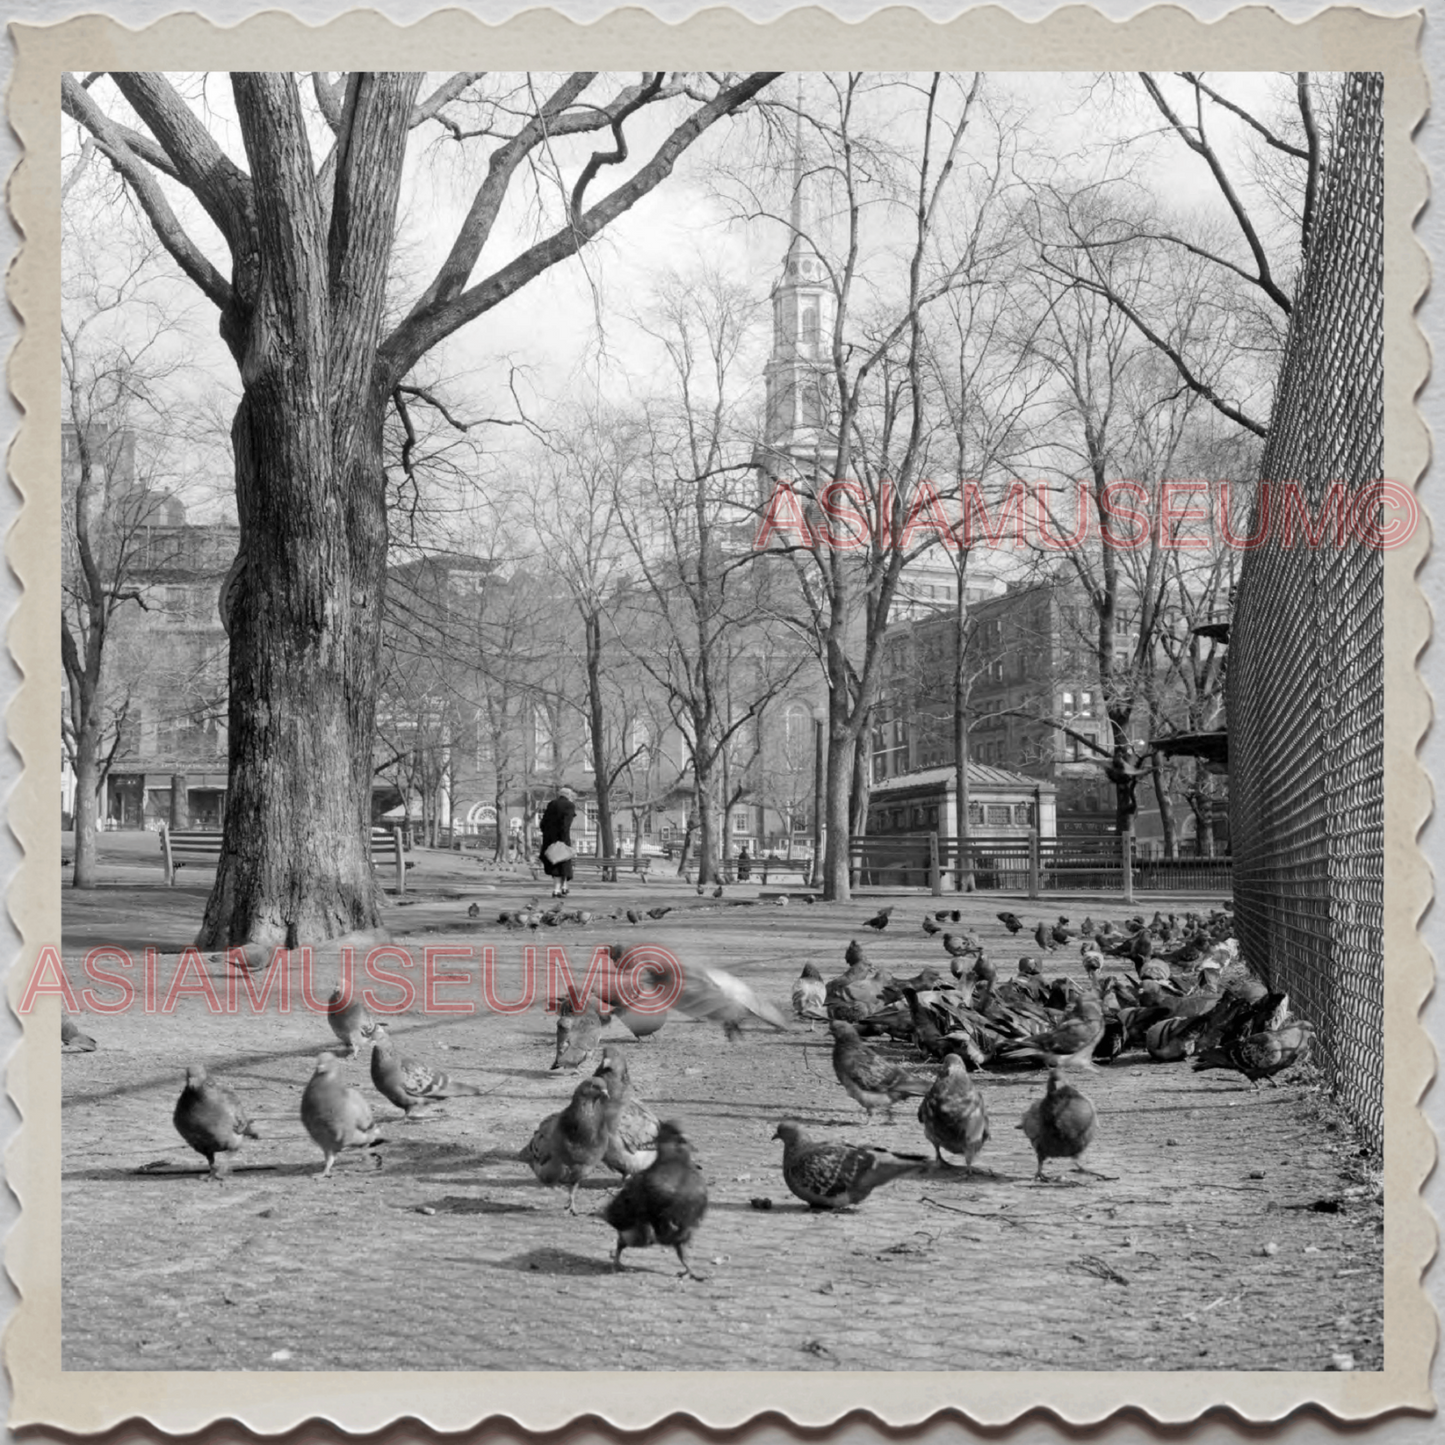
xmin=540 ymin=786 xmax=578 ymax=898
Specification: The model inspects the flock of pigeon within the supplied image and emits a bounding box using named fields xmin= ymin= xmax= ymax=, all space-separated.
xmin=66 ymin=899 xmax=1313 ymax=1283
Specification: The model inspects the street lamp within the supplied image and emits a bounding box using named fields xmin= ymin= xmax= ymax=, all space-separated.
xmin=811 ymin=703 xmax=827 ymax=889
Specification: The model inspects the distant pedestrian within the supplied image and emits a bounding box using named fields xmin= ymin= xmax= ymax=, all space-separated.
xmin=736 ymin=846 xmax=752 ymax=882
xmin=540 ymin=786 xmax=578 ymax=898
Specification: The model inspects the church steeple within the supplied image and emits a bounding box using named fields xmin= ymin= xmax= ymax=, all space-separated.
xmin=761 ymin=79 xmax=834 ymax=462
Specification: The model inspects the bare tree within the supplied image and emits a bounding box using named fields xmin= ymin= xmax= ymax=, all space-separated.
xmin=63 ymin=69 xmax=782 ymax=946
xmin=61 ymin=185 xmax=204 ymax=886
xmin=612 ymin=269 xmax=803 ymax=882
xmin=748 ymin=73 xmax=1020 ymax=900
xmin=1035 ymin=72 xmax=1331 ymax=437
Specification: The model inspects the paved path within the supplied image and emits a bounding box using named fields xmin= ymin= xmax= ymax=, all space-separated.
xmin=57 ymin=872 xmax=1379 ymax=1372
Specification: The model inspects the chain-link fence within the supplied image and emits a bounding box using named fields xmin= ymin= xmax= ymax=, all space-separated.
xmin=1229 ymin=74 xmax=1384 ymax=1153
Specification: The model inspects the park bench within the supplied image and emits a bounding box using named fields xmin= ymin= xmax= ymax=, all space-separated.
xmin=524 ymin=854 xmax=653 ymax=883
xmin=724 ymin=858 xmax=812 ymax=885
xmin=159 ymin=824 xmax=408 ymax=893
xmin=570 ymin=855 xmax=653 ymax=883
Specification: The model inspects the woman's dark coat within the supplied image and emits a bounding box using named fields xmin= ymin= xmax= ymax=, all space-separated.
xmin=540 ymin=795 xmax=576 ymax=880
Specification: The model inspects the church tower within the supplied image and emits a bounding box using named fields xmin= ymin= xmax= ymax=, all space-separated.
xmin=758 ymin=89 xmax=836 ymax=485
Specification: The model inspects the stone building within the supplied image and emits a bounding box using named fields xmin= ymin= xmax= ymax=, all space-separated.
xmin=61 ymin=422 xmax=237 ymax=831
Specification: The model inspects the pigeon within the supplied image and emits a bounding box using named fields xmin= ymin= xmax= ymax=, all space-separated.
xmin=992 ymin=995 xmax=1106 ymax=1070
xmin=1145 ymin=1014 xmax=1206 ymax=1063
xmin=712 ymin=885 xmax=724 ymax=899
xmin=604 ymin=1120 xmax=708 ymax=1278
xmin=863 ymin=906 xmax=893 ymax=932
xmin=1193 ymin=1019 xmax=1315 ymax=1089
xmin=997 ymin=912 xmax=1024 ymax=934
xmin=300 ymin=1053 xmax=384 ymax=1178
xmin=1051 ymin=917 xmax=1075 ymax=946
xmin=370 ymin=1024 xmax=484 ymax=1117
xmin=594 ymin=1045 xmax=660 ymax=1175
xmin=467 ymin=902 xmax=480 ymax=919
xmin=829 ymin=1019 xmax=935 ymax=1120
xmin=825 ymin=959 xmax=882 ymax=1025
xmin=591 ymin=944 xmax=669 ymax=1041
xmin=844 ymin=939 xmax=870 ymax=968
xmin=1033 ymin=921 xmax=1057 ymax=952
xmin=173 ymin=1064 xmax=260 ymax=1179
xmin=1080 ymin=917 xmax=1097 ymax=938
xmin=791 ymin=962 xmax=827 ymax=1025
xmin=922 ymin=917 xmax=942 ymax=936
xmin=901 ymin=986 xmax=951 ymax=1060
xmin=918 ymin=1053 xmax=990 ymax=1172
xmin=326 ymin=985 xmax=376 ymax=1059
xmin=1019 ymin=1068 xmax=1102 ymax=1181
xmin=552 ymin=995 xmax=605 ymax=1071
xmin=773 ymin=1122 xmax=931 ymax=1210
xmin=630 ymin=958 xmax=788 ymax=1040
xmin=61 ymin=1014 xmax=97 ymax=1052
xmin=646 ymin=907 xmax=672 ymax=921
xmin=625 ymin=909 xmax=642 ymax=925
xmin=942 ymin=933 xmax=971 ymax=960
xmin=518 ymin=1075 xmax=611 ymax=1212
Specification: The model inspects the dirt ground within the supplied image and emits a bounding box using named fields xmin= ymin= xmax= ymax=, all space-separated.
xmin=56 ymin=844 xmax=1383 ymax=1372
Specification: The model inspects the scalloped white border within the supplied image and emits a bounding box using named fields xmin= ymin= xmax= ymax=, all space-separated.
xmin=5 ymin=6 xmax=1433 ymax=1433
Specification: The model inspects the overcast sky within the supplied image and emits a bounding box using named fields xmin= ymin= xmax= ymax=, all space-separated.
xmin=62 ymin=70 xmax=1310 ymax=529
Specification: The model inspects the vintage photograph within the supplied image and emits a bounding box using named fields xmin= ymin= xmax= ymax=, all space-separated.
xmin=45 ymin=61 xmax=1391 ymax=1381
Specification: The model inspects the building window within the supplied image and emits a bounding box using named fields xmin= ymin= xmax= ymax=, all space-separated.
xmin=967 ymin=803 xmax=984 ymax=825
xmin=986 ymin=804 xmax=1011 ymax=826
xmin=732 ymin=810 xmax=750 ymax=835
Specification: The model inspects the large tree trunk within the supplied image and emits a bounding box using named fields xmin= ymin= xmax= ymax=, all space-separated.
xmin=197 ymin=390 xmax=388 ymax=948
xmin=196 ymin=72 xmax=416 ymax=948
xmin=71 ymin=734 xmax=101 ymax=889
